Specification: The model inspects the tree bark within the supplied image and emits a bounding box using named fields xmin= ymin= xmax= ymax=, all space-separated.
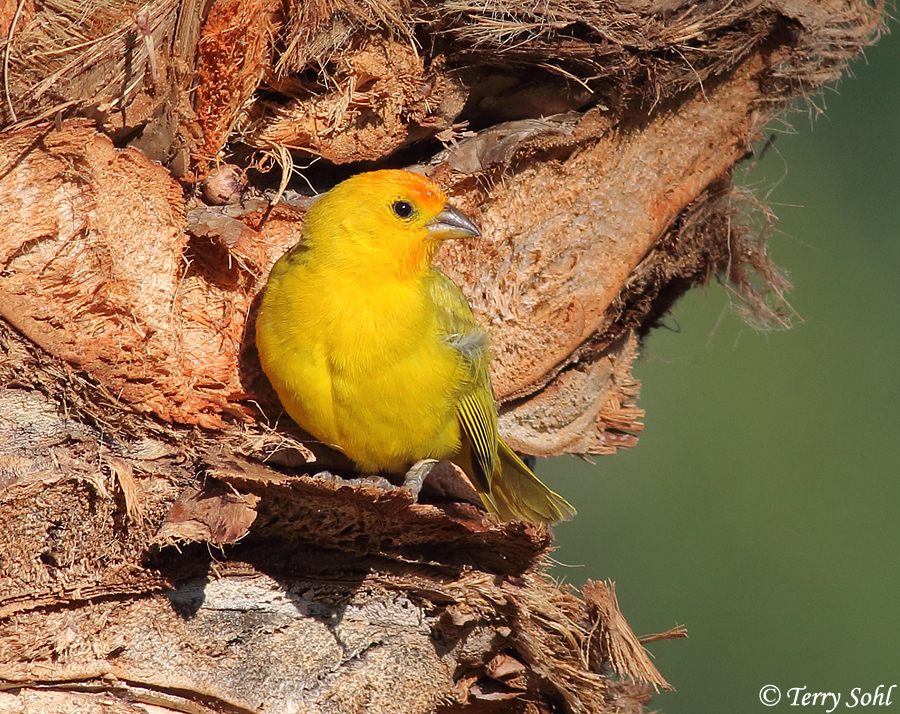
xmin=0 ymin=1 xmax=882 ymax=712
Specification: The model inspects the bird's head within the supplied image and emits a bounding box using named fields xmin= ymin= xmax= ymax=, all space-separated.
xmin=302 ymin=170 xmax=480 ymax=278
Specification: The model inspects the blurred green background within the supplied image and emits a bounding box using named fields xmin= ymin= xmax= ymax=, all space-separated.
xmin=545 ymin=20 xmax=900 ymax=714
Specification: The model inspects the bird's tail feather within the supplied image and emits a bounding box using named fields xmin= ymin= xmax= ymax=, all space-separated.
xmin=480 ymin=440 xmax=576 ymax=525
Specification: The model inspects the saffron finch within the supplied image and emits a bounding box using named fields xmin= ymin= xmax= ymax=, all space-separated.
xmin=255 ymin=169 xmax=575 ymax=524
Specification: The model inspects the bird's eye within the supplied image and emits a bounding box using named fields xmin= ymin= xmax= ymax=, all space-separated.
xmin=392 ymin=200 xmax=415 ymax=219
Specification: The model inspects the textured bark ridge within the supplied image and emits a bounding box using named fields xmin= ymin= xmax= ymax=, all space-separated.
xmin=0 ymin=1 xmax=882 ymax=712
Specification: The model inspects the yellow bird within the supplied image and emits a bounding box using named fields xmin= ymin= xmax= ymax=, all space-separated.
xmin=255 ymin=169 xmax=575 ymax=524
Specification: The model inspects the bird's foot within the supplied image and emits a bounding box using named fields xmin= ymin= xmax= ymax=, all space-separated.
xmin=402 ymin=459 xmax=439 ymax=500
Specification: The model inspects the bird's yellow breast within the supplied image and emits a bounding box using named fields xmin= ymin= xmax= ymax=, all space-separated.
xmin=256 ymin=254 xmax=465 ymax=473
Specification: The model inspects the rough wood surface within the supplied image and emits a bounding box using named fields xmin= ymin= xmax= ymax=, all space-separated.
xmin=0 ymin=1 xmax=883 ymax=712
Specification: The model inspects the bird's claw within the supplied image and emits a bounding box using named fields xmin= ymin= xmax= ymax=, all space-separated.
xmin=402 ymin=459 xmax=439 ymax=500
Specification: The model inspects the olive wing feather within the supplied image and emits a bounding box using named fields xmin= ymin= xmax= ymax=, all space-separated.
xmin=428 ymin=268 xmax=498 ymax=487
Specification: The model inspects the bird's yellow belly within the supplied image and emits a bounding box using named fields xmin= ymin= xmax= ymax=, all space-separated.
xmin=327 ymin=347 xmax=463 ymax=472
xmin=258 ymin=279 xmax=464 ymax=474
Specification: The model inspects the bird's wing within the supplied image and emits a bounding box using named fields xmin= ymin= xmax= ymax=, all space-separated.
xmin=428 ymin=268 xmax=498 ymax=487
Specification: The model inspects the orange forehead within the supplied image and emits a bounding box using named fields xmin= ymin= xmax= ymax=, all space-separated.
xmin=356 ymin=169 xmax=448 ymax=212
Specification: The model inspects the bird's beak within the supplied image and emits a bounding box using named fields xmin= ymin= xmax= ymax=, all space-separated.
xmin=425 ymin=204 xmax=481 ymax=241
